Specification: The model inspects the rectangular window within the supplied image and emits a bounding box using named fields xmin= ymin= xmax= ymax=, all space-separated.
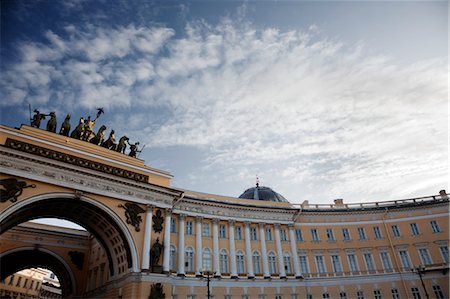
xmin=315 ymin=255 xmax=326 ymax=273
xmin=326 ymin=229 xmax=335 ymax=241
xmin=348 ymin=254 xmax=359 ymax=272
xmin=170 ymin=218 xmax=176 ymax=233
xmin=16 ymin=277 xmax=22 ymax=287
xmin=295 ymin=229 xmax=303 ymax=241
xmin=391 ymin=288 xmax=400 ymax=299
xmin=439 ymin=245 xmax=449 ymax=263
xmin=265 ymin=228 xmax=273 ymax=241
xmin=235 ymin=226 xmax=242 ymax=240
xmin=356 ymin=291 xmax=365 ymax=299
xmin=411 ymin=287 xmax=421 ymax=299
xmin=8 ymin=275 xmax=14 ymax=285
xmin=391 ymin=225 xmax=401 ymax=237
xmin=224 ymin=295 xmax=232 ymax=299
xmin=251 ymin=227 xmax=258 ymax=240
xmin=291 ymin=295 xmax=298 ymax=299
xmin=418 ymin=248 xmax=432 ymax=265
xmin=373 ymin=226 xmax=382 ymax=239
xmin=311 ymin=229 xmax=319 ymax=241
xmin=35 ymin=281 xmax=40 ymax=290
xmin=322 ymin=293 xmax=330 ymax=299
xmin=331 ymin=255 xmax=342 ymax=272
xmin=363 ymin=253 xmax=375 ymax=271
xmin=275 ymin=295 xmax=283 ymax=299
xmin=380 ymin=252 xmax=392 ymax=271
xmin=219 ymin=224 xmax=226 ymax=239
xmin=242 ymin=296 xmax=250 ymax=299
xmin=339 ymin=292 xmax=347 ymax=299
xmin=29 ymin=280 xmax=34 ymax=289
xmin=399 ymin=250 xmax=411 ymax=269
xmin=280 ymin=229 xmax=288 ymax=241
xmin=23 ymin=279 xmax=28 ymax=288
xmin=187 ymin=295 xmax=196 ymax=299
xmin=430 ymin=220 xmax=441 ymax=233
xmin=432 ymin=285 xmax=445 ymax=299
xmin=358 ymin=227 xmax=366 ymax=240
xmin=374 ymin=290 xmax=383 ymax=299
xmin=299 ymin=255 xmax=309 ymax=274
xmin=258 ymin=295 xmax=266 ymax=299
xmin=203 ymin=223 xmax=210 ymax=236
xmin=342 ymin=228 xmax=350 ymax=240
xmin=307 ymin=295 xmax=313 ymax=299
xmin=410 ymin=223 xmax=420 ymax=236
xmin=186 ymin=221 xmax=194 ymax=235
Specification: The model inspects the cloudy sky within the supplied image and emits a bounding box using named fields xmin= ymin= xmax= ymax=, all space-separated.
xmin=1 ymin=0 xmax=448 ymax=205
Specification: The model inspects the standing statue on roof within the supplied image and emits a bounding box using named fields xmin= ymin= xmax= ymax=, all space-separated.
xmin=81 ymin=116 xmax=96 ymax=141
xmin=102 ymin=130 xmax=117 ymax=150
xmin=30 ymin=110 xmax=48 ymax=128
xmin=59 ymin=114 xmax=71 ymax=136
xmin=116 ymin=136 xmax=129 ymax=154
xmin=46 ymin=112 xmax=57 ymax=133
xmin=127 ymin=141 xmax=142 ymax=158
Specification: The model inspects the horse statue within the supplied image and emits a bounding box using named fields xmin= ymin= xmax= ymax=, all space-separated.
xmin=46 ymin=112 xmax=57 ymax=133
xmin=101 ymin=130 xmax=117 ymax=150
xmin=81 ymin=116 xmax=96 ymax=142
xmin=70 ymin=117 xmax=85 ymax=139
xmin=59 ymin=114 xmax=71 ymax=136
xmin=116 ymin=136 xmax=129 ymax=154
xmin=89 ymin=125 xmax=107 ymax=145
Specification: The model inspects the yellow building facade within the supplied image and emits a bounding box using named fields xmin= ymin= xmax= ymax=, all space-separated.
xmin=0 ymin=124 xmax=448 ymax=299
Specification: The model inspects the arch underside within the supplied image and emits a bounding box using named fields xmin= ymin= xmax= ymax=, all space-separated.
xmin=0 ymin=198 xmax=133 ymax=277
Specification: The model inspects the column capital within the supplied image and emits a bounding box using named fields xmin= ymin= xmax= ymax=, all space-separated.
xmin=179 ymin=213 xmax=186 ymax=219
xmin=196 ymin=216 xmax=203 ymax=222
xmin=165 ymin=208 xmax=173 ymax=216
xmin=288 ymin=223 xmax=295 ymax=228
xmin=229 ymin=219 xmax=235 ymax=226
xmin=212 ymin=218 xmax=220 ymax=224
xmin=274 ymin=223 xmax=280 ymax=229
xmin=244 ymin=221 xmax=251 ymax=227
xmin=146 ymin=204 xmax=154 ymax=210
xmin=259 ymin=223 xmax=265 ymax=228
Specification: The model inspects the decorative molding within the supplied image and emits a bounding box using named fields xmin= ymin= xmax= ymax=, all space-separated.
xmin=0 ymin=178 xmax=36 ymax=203
xmin=152 ymin=209 xmax=164 ymax=233
xmin=118 ymin=203 xmax=146 ymax=232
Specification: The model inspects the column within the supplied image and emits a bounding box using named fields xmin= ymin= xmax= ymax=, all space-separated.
xmin=229 ymin=220 xmax=238 ymax=278
xmin=259 ymin=223 xmax=270 ymax=278
xmin=162 ymin=209 xmax=172 ymax=274
xmin=212 ymin=219 xmax=221 ymax=277
xmin=244 ymin=222 xmax=254 ymax=278
xmin=177 ymin=214 xmax=186 ymax=276
xmin=195 ymin=217 xmax=203 ymax=276
xmin=141 ymin=205 xmax=153 ymax=270
xmin=289 ymin=224 xmax=302 ymax=278
xmin=274 ymin=224 xmax=286 ymax=278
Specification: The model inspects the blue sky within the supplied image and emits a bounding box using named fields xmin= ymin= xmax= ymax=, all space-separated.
xmin=1 ymin=0 xmax=448 ymax=205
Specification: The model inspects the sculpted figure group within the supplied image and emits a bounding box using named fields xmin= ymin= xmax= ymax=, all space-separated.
xmin=30 ymin=109 xmax=142 ymax=158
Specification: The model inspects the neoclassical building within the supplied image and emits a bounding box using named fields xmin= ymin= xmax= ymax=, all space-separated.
xmin=0 ymin=124 xmax=448 ymax=299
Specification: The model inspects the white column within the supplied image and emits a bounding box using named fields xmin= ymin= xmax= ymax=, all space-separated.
xmin=141 ymin=205 xmax=153 ymax=270
xmin=289 ymin=224 xmax=302 ymax=278
xmin=162 ymin=209 xmax=172 ymax=274
xmin=259 ymin=223 xmax=270 ymax=278
xmin=229 ymin=220 xmax=238 ymax=278
xmin=177 ymin=214 xmax=186 ymax=276
xmin=274 ymin=224 xmax=286 ymax=278
xmin=212 ymin=219 xmax=221 ymax=277
xmin=244 ymin=222 xmax=254 ymax=278
xmin=195 ymin=217 xmax=203 ymax=276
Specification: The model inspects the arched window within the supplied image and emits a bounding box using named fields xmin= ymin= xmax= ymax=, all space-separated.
xmin=268 ymin=251 xmax=277 ymax=274
xmin=236 ymin=250 xmax=245 ymax=274
xmin=220 ymin=249 xmax=229 ymax=273
xmin=252 ymin=251 xmax=261 ymax=274
xmin=169 ymin=245 xmax=177 ymax=271
xmin=284 ymin=252 xmax=292 ymax=273
xmin=203 ymin=248 xmax=212 ymax=271
xmin=185 ymin=247 xmax=194 ymax=272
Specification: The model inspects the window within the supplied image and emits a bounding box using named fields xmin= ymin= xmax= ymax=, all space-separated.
xmin=299 ymin=255 xmax=309 ymax=274
xmin=258 ymin=295 xmax=266 ymax=299
xmin=29 ymin=280 xmax=34 ymax=290
xmin=391 ymin=288 xmax=400 ymax=299
xmin=322 ymin=293 xmax=330 ymax=299
xmin=16 ymin=277 xmax=22 ymax=287
xmin=242 ymin=296 xmax=250 ymax=299
xmin=311 ymin=229 xmax=319 ymax=241
xmin=268 ymin=252 xmax=277 ymax=274
xmin=339 ymin=292 xmax=347 ymax=299
xmin=331 ymin=255 xmax=342 ymax=273
xmin=291 ymin=295 xmax=298 ymax=299
xmin=363 ymin=253 xmax=375 ymax=271
xmin=410 ymin=223 xmax=420 ymax=235
xmin=374 ymin=290 xmax=382 ymax=299
xmin=170 ymin=218 xmax=176 ymax=233
xmin=380 ymin=251 xmax=392 ymax=271
xmin=342 ymin=228 xmax=350 ymax=240
xmin=326 ymin=229 xmax=335 ymax=241
xmin=251 ymin=227 xmax=258 ymax=240
xmin=35 ymin=281 xmax=40 ymax=290
xmin=8 ymin=275 xmax=14 ymax=285
xmin=265 ymin=228 xmax=273 ymax=241
xmin=280 ymin=229 xmax=288 ymax=241
xmin=185 ymin=247 xmax=194 ymax=272
xmin=307 ymin=294 xmax=313 ymax=299
xmin=219 ymin=224 xmax=227 ymax=239
xmin=295 ymin=229 xmax=303 ymax=241
xmin=252 ymin=251 xmax=261 ymax=274
xmin=391 ymin=225 xmax=401 ymax=237
xmin=432 ymin=285 xmax=445 ymax=299
xmin=356 ymin=290 xmax=364 ymax=299
xmin=358 ymin=227 xmax=366 ymax=240
xmin=186 ymin=221 xmax=194 ymax=235
xmin=23 ymin=279 xmax=28 ymax=288
xmin=418 ymin=248 xmax=432 ymax=265
xmin=235 ymin=226 xmax=242 ymax=240
xmin=169 ymin=245 xmax=176 ymax=270
xmin=411 ymin=287 xmax=421 ymax=299
xmin=220 ymin=249 xmax=229 ymax=273
xmin=50 ymin=273 xmax=55 ymax=279
xmin=236 ymin=251 xmax=245 ymax=274
xmin=224 ymin=296 xmax=232 ymax=299
xmin=399 ymin=250 xmax=411 ymax=269
xmin=203 ymin=223 xmax=210 ymax=236
xmin=430 ymin=220 xmax=441 ymax=233
xmin=439 ymin=245 xmax=449 ymax=263
xmin=315 ymin=255 xmax=326 ymax=273
xmin=275 ymin=295 xmax=283 ymax=299
xmin=348 ymin=254 xmax=359 ymax=272
xmin=187 ymin=295 xmax=196 ymax=299
xmin=203 ymin=248 xmax=212 ymax=271
xmin=373 ymin=226 xmax=382 ymax=239
xmin=284 ymin=252 xmax=292 ymax=273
